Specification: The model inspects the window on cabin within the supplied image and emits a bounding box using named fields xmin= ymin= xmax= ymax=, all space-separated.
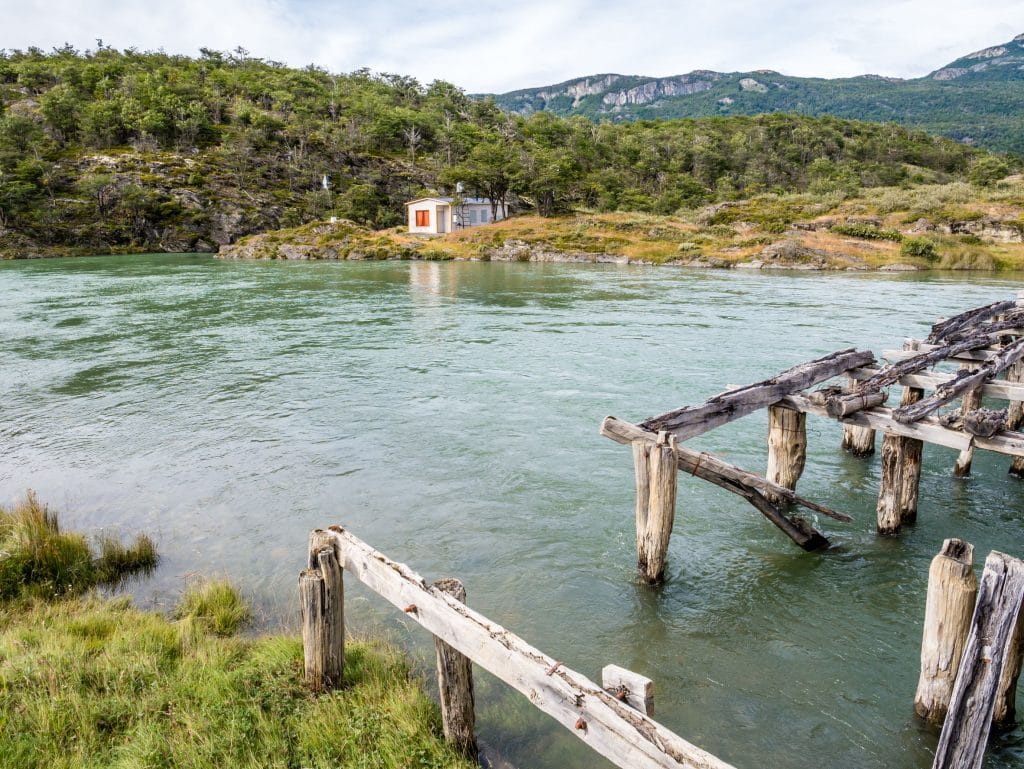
xmin=415 ymin=210 xmax=430 ymax=227
xmin=480 ymin=209 xmax=489 ymax=222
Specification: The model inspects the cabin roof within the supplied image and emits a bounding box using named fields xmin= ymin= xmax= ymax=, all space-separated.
xmin=405 ymin=196 xmax=491 ymax=206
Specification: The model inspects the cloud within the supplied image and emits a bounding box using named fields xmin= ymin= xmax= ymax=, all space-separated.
xmin=1 ymin=0 xmax=1022 ymax=92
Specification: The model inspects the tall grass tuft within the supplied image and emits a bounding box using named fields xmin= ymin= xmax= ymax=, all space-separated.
xmin=0 ymin=491 xmax=158 ymax=600
xmin=174 ymin=578 xmax=251 ymax=636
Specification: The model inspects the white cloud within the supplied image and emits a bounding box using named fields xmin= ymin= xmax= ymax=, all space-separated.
xmin=1 ymin=0 xmax=1022 ymax=92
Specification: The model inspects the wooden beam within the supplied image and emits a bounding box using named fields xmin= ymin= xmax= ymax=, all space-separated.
xmin=848 ymin=367 xmax=1024 ymax=402
xmin=927 ymin=299 xmax=1018 ymax=343
xmin=932 ymin=551 xmax=1024 ymax=769
xmin=777 ymin=393 xmax=1024 ymax=457
xmin=603 ymin=417 xmax=834 ymax=550
xmin=639 ymin=348 xmax=874 ymax=439
xmin=603 ymin=416 xmax=849 ymax=523
xmin=323 ymin=527 xmax=737 ymax=769
xmin=896 ymin=337 xmax=1024 ymax=423
xmin=602 ymin=665 xmax=654 ymax=717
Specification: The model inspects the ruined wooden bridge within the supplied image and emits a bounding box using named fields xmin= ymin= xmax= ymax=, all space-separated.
xmin=601 ymin=292 xmax=1024 ymax=583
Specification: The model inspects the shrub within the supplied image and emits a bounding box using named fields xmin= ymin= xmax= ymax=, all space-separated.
xmin=901 ymin=236 xmax=937 ymax=260
xmin=830 ymin=223 xmax=903 ymax=241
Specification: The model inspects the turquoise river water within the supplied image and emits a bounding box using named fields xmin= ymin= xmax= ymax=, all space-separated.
xmin=2 ymin=254 xmax=1024 ymax=769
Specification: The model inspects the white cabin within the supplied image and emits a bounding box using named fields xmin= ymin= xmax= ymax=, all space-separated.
xmin=405 ymin=197 xmax=504 ymax=235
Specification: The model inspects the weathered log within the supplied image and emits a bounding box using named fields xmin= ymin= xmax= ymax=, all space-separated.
xmin=603 ymin=417 xmax=849 ymax=522
xmin=829 ymin=332 xmax=1007 ymax=417
xmin=895 ymin=337 xmax=1024 ymax=424
xmin=914 ymin=539 xmax=977 ymax=724
xmin=602 ymin=664 xmax=654 ymax=717
xmin=324 ymin=526 xmax=738 ymax=769
xmin=640 ymin=348 xmax=874 ymax=438
xmin=827 ymin=389 xmax=887 ymax=417
xmin=433 ymin=578 xmax=477 ymax=757
xmin=300 ymin=534 xmax=345 ymax=692
xmin=954 ymin=365 xmax=984 ymax=477
xmin=932 ymin=551 xmax=1024 ymax=769
xmin=766 ymin=405 xmax=806 ymax=505
xmin=927 ymin=299 xmax=1017 ymax=343
xmin=841 ymin=424 xmax=876 ymax=456
xmin=633 ymin=432 xmax=679 ymax=584
xmin=848 ymin=365 xmax=1024 ymax=402
xmin=965 ymin=408 xmax=1009 ymax=438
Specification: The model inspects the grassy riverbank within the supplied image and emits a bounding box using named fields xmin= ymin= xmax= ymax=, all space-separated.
xmin=0 ymin=494 xmax=476 ymax=769
xmin=220 ymin=179 xmax=1024 ymax=271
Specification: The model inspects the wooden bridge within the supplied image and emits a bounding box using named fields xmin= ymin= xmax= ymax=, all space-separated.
xmin=601 ymin=292 xmax=1024 ymax=582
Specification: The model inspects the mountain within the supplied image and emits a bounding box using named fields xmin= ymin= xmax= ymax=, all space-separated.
xmin=490 ymin=34 xmax=1024 ymax=154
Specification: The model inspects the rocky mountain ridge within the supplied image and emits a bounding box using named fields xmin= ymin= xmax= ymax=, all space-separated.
xmin=489 ymin=33 xmax=1024 ymax=154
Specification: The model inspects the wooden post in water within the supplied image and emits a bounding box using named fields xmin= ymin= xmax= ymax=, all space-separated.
xmin=432 ymin=578 xmax=477 ymax=758
xmin=954 ymin=364 xmax=983 ymax=477
xmin=766 ymin=405 xmax=806 ymax=505
xmin=1007 ymin=361 xmax=1024 ymax=478
xmin=632 ymin=431 xmax=679 ymax=584
xmin=602 ymin=664 xmax=654 ymax=717
xmin=300 ymin=529 xmax=344 ymax=692
xmin=932 ymin=551 xmax=1024 ymax=769
xmin=877 ymin=385 xmax=925 ymax=534
xmin=914 ymin=539 xmax=977 ymax=724
xmin=841 ymin=375 xmax=876 ymax=456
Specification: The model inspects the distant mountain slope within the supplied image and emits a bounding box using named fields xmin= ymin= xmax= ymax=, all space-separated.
xmin=490 ymin=34 xmax=1024 ymax=154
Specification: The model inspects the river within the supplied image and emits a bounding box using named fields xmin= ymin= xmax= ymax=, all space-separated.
xmin=2 ymin=254 xmax=1024 ymax=768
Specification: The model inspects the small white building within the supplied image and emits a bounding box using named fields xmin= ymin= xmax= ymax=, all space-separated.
xmin=405 ymin=197 xmax=504 ymax=234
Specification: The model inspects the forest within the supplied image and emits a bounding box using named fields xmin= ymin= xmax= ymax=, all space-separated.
xmin=0 ymin=45 xmax=1011 ymax=256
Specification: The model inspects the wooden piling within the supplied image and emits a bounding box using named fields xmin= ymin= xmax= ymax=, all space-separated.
xmin=431 ymin=578 xmax=477 ymax=757
xmin=953 ymin=364 xmax=983 ymax=477
xmin=841 ymin=425 xmax=876 ymax=456
xmin=632 ymin=431 xmax=679 ymax=584
xmin=766 ymin=405 xmax=806 ymax=505
xmin=932 ymin=551 xmax=1024 ymax=769
xmin=914 ymin=539 xmax=977 ymax=724
xmin=300 ymin=530 xmax=344 ymax=692
xmin=1007 ymin=360 xmax=1024 ymax=478
xmin=602 ymin=664 xmax=654 ymax=717
xmin=877 ymin=385 xmax=925 ymax=534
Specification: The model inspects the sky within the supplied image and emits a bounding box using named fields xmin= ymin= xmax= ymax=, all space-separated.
xmin=2 ymin=0 xmax=1023 ymax=93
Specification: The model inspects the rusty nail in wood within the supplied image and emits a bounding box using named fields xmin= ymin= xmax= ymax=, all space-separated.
xmin=574 ymin=717 xmax=587 ymax=731
xmin=545 ymin=661 xmax=562 ymax=676
xmin=403 ymin=604 xmax=417 ymax=614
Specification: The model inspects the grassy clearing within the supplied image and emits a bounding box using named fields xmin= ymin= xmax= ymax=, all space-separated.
xmin=0 ymin=491 xmax=156 ymax=600
xmin=0 ymin=591 xmax=475 ymax=769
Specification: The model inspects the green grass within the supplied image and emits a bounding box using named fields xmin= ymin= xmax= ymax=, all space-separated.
xmin=0 ymin=593 xmax=476 ymax=769
xmin=0 ymin=491 xmax=157 ymax=600
xmin=0 ymin=495 xmax=476 ymax=769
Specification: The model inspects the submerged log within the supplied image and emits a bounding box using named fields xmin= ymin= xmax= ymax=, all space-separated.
xmin=895 ymin=337 xmax=1024 ymax=424
xmin=432 ymin=578 xmax=477 ymax=757
xmin=932 ymin=551 xmax=1024 ymax=769
xmin=640 ymin=348 xmax=874 ymax=439
xmin=603 ymin=417 xmax=836 ymax=550
xmin=766 ymin=405 xmax=806 ymax=505
xmin=914 ymin=539 xmax=977 ymax=724
xmin=632 ymin=432 xmax=679 ymax=583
